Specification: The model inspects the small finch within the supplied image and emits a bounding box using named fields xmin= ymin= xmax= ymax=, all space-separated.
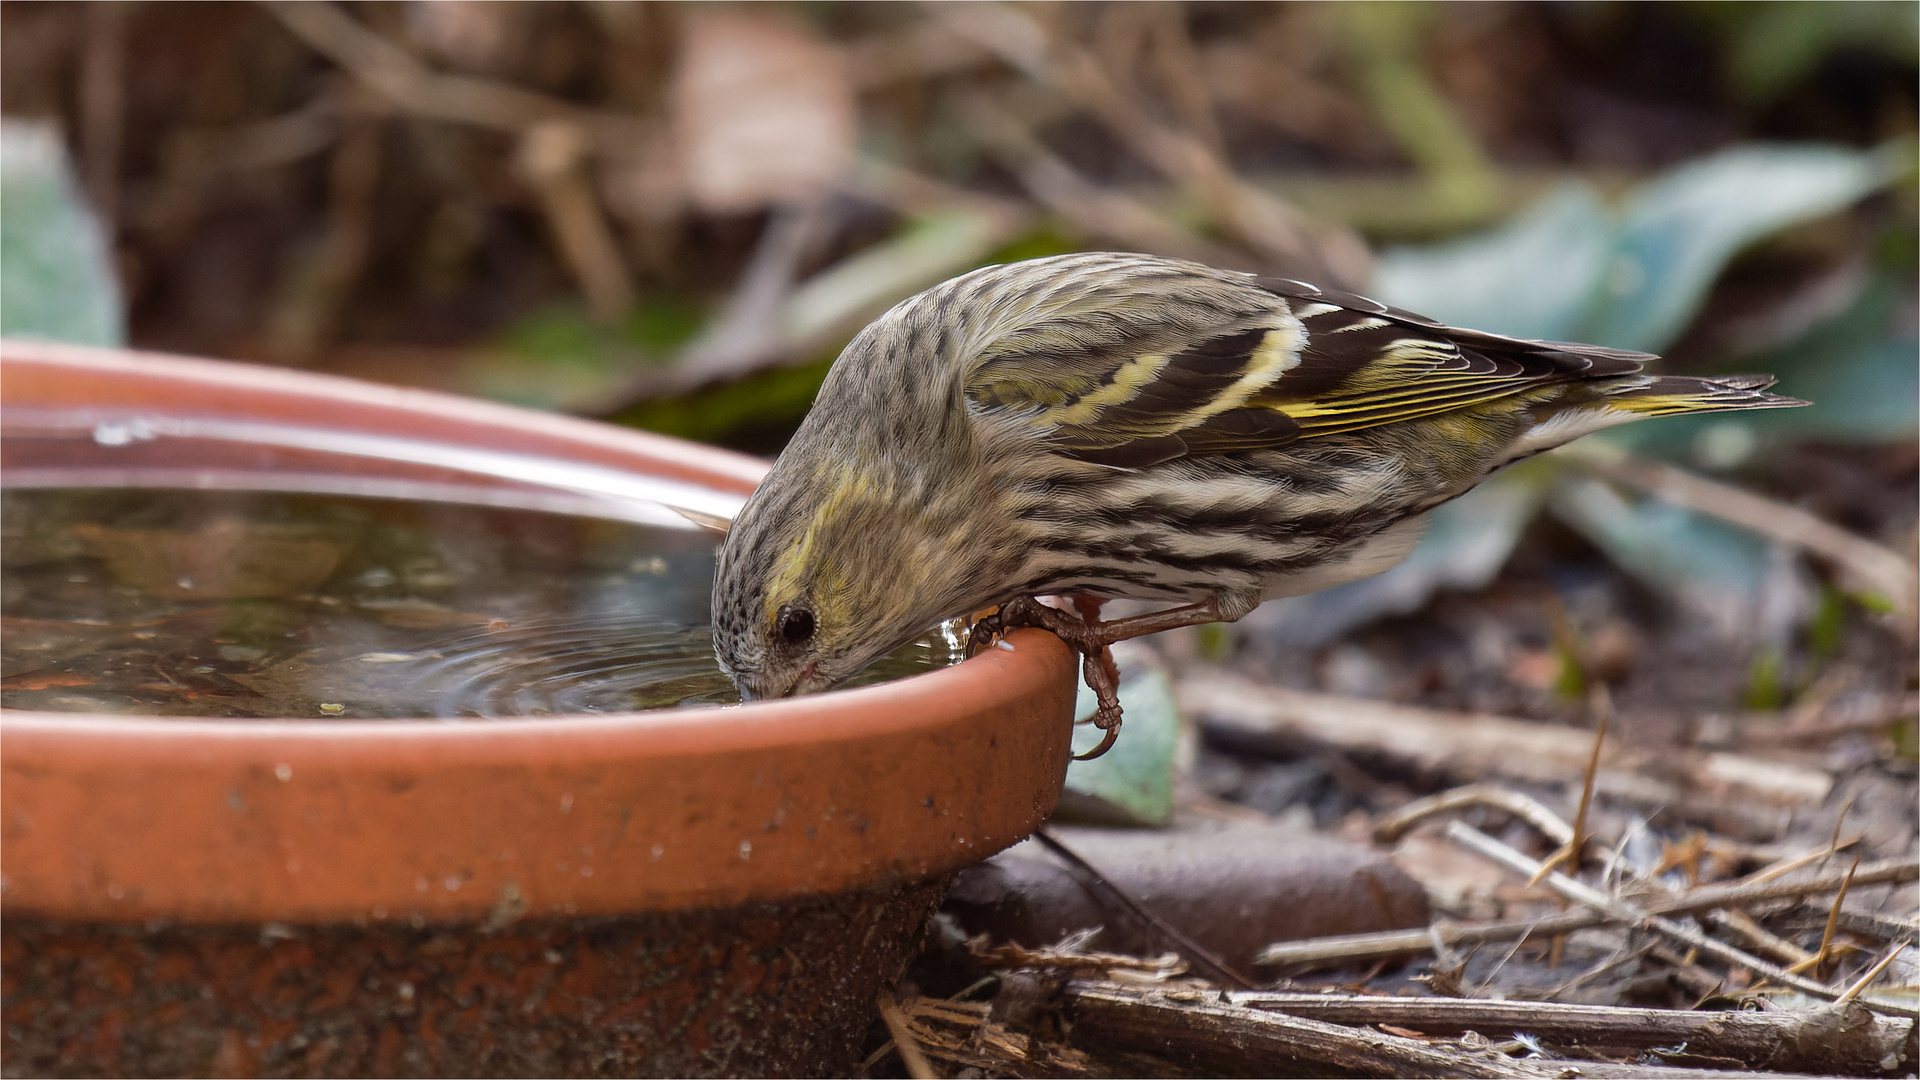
xmin=711 ymin=253 xmax=1804 ymax=754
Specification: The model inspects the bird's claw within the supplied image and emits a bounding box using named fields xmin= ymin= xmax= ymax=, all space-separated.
xmin=976 ymin=597 xmax=1124 ymax=760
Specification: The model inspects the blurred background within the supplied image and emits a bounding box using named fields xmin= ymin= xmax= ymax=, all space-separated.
xmin=2 ymin=0 xmax=1916 ymax=751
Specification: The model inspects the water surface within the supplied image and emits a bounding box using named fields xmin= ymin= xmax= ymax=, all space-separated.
xmin=1 ymin=488 xmax=961 ymax=719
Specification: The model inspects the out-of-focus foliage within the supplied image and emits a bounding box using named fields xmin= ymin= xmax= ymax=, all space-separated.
xmin=1690 ymin=1 xmax=1920 ymax=103
xmin=0 ymin=121 xmax=122 ymax=346
xmin=1372 ymin=143 xmax=1899 ymax=355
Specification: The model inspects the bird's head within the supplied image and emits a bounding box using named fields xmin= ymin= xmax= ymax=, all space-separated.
xmin=710 ymin=451 xmax=991 ymax=700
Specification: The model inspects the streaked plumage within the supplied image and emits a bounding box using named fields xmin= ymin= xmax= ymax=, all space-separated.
xmin=711 ymin=252 xmax=1805 ymax=726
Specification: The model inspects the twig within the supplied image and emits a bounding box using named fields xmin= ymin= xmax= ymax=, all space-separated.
xmin=1372 ymin=784 xmax=1573 ymax=846
xmin=1073 ymin=982 xmax=1918 ymax=1073
xmin=263 ymin=0 xmax=647 ymax=146
xmin=876 ymin=990 xmax=940 ymax=1080
xmin=1254 ymin=857 xmax=1918 ymax=968
xmin=936 ymin=1 xmax=1370 ymax=286
xmin=968 ymin=937 xmax=1186 ymax=977
xmin=1068 ymin=982 xmax=1544 ymax=1078
xmin=1708 ymin=909 xmax=1815 ymax=967
xmin=514 ymin=120 xmax=636 ymax=325
xmin=1067 ymin=980 xmax=1890 ymax=1078
xmin=1031 ymin=827 xmax=1253 ymax=989
xmin=1184 ymin=677 xmax=1834 ymax=826
xmin=1837 ymin=909 xmax=1920 ymax=944
xmin=1444 ymin=822 xmax=1917 ymax=1018
xmin=954 ymin=91 xmax=1242 ymax=267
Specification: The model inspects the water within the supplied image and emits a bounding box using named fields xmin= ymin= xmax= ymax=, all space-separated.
xmin=0 ymin=488 xmax=963 ymax=719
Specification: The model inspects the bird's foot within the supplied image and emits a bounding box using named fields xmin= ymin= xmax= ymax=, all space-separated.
xmin=972 ymin=597 xmax=1124 ymax=760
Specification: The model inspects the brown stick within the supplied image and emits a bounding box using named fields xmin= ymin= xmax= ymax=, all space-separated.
xmin=1068 ymin=982 xmax=1544 ymax=1078
xmin=1255 ymin=857 xmax=1918 ymax=968
xmin=1069 ymin=982 xmax=1914 ymax=1075
xmin=1066 ymin=981 xmax=1860 ymax=1078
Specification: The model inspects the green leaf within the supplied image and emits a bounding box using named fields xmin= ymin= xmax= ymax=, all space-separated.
xmin=0 ymin=121 xmax=123 ymax=346
xmin=1589 ymin=144 xmax=1894 ymax=352
xmin=1371 ymin=143 xmax=1896 ymax=355
xmin=1370 ymin=183 xmax=1614 ymax=340
xmin=1547 ymin=476 xmax=1772 ymax=629
xmin=1056 ymin=645 xmax=1180 ymax=828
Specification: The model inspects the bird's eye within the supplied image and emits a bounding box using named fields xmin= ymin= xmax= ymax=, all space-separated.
xmin=777 ymin=607 xmax=816 ymax=645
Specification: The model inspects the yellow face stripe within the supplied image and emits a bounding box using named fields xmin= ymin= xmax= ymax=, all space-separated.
xmin=763 ymin=464 xmax=872 ymax=629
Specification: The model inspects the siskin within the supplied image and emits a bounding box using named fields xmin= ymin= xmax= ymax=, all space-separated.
xmin=711 ymin=252 xmax=1804 ymax=754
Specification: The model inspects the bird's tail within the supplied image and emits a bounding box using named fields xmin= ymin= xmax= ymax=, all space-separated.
xmin=1600 ymin=373 xmax=1810 ymax=417
xmin=1506 ymin=373 xmax=1808 ymax=460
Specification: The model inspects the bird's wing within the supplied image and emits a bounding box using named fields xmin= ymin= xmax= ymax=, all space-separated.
xmin=964 ymin=276 xmax=1652 ymax=468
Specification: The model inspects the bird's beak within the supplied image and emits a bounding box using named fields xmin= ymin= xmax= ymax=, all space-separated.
xmin=733 ymin=661 xmax=818 ymax=702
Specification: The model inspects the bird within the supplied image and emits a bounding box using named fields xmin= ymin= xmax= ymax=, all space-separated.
xmin=710 ymin=252 xmax=1805 ymax=755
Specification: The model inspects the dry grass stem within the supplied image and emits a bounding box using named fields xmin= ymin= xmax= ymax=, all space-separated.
xmin=1184 ymin=677 xmax=1834 ymax=824
xmin=1533 ymin=684 xmax=1610 ymax=885
xmin=1789 ymin=856 xmax=1861 ymax=977
xmin=1835 ymin=943 xmax=1911 ymax=1006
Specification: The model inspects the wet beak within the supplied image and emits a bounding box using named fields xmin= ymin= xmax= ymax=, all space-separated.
xmin=733 ymin=661 xmax=819 ymax=702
